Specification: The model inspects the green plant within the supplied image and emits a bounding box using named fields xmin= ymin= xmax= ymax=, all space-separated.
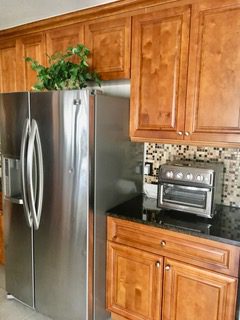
xmin=25 ymin=44 xmax=101 ymax=91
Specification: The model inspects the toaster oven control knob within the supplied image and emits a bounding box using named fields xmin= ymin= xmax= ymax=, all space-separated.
xmin=196 ymin=175 xmax=204 ymax=182
xmin=176 ymin=172 xmax=183 ymax=179
xmin=186 ymin=173 xmax=193 ymax=180
xmin=166 ymin=171 xmax=173 ymax=179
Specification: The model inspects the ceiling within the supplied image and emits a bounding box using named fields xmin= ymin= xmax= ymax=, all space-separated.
xmin=0 ymin=0 xmax=117 ymax=30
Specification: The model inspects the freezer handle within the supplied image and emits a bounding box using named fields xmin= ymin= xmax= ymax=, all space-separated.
xmin=27 ymin=119 xmax=44 ymax=230
xmin=20 ymin=119 xmax=33 ymax=228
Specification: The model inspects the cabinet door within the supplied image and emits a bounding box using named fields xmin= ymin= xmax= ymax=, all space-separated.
xmin=0 ymin=39 xmax=18 ymax=93
xmin=185 ymin=0 xmax=240 ymax=144
xmin=162 ymin=258 xmax=238 ymax=320
xmin=85 ymin=16 xmax=131 ymax=80
xmin=107 ymin=242 xmax=163 ymax=320
xmin=130 ymin=6 xmax=190 ymax=142
xmin=18 ymin=33 xmax=46 ymax=91
xmin=46 ymin=23 xmax=84 ymax=59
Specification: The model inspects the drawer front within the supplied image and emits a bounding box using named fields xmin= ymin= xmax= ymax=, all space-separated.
xmin=107 ymin=217 xmax=240 ymax=277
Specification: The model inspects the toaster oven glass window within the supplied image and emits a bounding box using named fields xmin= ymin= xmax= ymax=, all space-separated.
xmin=162 ymin=184 xmax=207 ymax=208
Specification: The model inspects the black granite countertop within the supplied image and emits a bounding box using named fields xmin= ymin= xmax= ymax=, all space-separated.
xmin=108 ymin=195 xmax=240 ymax=247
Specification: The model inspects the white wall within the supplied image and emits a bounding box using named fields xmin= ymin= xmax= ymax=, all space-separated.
xmin=0 ymin=0 xmax=117 ymax=30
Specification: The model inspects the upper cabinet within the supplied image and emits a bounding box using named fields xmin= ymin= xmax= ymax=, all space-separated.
xmin=17 ymin=33 xmax=46 ymax=91
xmin=0 ymin=39 xmax=18 ymax=93
xmin=46 ymin=24 xmax=84 ymax=58
xmin=85 ymin=16 xmax=131 ymax=80
xmin=130 ymin=0 xmax=240 ymax=146
xmin=1 ymin=0 xmax=240 ymax=146
xmin=185 ymin=0 xmax=240 ymax=145
xmin=130 ymin=6 xmax=191 ymax=142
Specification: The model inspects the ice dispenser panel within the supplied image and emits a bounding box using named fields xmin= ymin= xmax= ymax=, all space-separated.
xmin=3 ymin=157 xmax=23 ymax=204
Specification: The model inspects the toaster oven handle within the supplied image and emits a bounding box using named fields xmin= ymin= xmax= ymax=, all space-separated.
xmin=161 ymin=183 xmax=211 ymax=192
xmin=159 ymin=184 xmax=164 ymax=204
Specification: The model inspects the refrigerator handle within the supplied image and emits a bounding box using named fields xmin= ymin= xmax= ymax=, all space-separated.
xmin=27 ymin=119 xmax=44 ymax=230
xmin=20 ymin=119 xmax=33 ymax=228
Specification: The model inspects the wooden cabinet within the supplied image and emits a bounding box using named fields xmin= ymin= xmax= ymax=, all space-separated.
xmin=130 ymin=0 xmax=240 ymax=146
xmin=0 ymin=33 xmax=46 ymax=92
xmin=130 ymin=5 xmax=190 ymax=142
xmin=85 ymin=16 xmax=131 ymax=80
xmin=46 ymin=23 xmax=84 ymax=58
xmin=107 ymin=242 xmax=163 ymax=320
xmin=185 ymin=0 xmax=240 ymax=145
xmin=17 ymin=33 xmax=46 ymax=91
xmin=107 ymin=217 xmax=239 ymax=320
xmin=162 ymin=258 xmax=237 ymax=320
xmin=0 ymin=39 xmax=18 ymax=93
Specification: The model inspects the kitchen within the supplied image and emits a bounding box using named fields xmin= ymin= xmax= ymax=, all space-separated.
xmin=0 ymin=0 xmax=240 ymax=319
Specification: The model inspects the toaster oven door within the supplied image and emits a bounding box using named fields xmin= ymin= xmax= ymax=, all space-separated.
xmin=158 ymin=183 xmax=213 ymax=218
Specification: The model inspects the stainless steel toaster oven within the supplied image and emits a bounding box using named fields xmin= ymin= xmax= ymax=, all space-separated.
xmin=157 ymin=161 xmax=223 ymax=218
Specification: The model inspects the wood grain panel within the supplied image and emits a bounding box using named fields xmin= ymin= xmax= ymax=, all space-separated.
xmin=107 ymin=217 xmax=240 ymax=277
xmin=185 ymin=0 xmax=240 ymax=144
xmin=85 ymin=16 xmax=131 ymax=80
xmin=162 ymin=258 xmax=238 ymax=320
xmin=111 ymin=313 xmax=129 ymax=320
xmin=107 ymin=241 xmax=163 ymax=320
xmin=0 ymin=40 xmax=17 ymax=92
xmin=130 ymin=5 xmax=190 ymax=141
xmin=46 ymin=23 xmax=84 ymax=64
xmin=18 ymin=33 xmax=46 ymax=90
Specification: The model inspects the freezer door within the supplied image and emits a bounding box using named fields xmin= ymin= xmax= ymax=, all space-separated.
xmin=0 ymin=92 xmax=34 ymax=307
xmin=30 ymin=90 xmax=90 ymax=320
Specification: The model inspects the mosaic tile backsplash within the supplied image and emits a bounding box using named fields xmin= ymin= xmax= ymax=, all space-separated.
xmin=144 ymin=143 xmax=240 ymax=207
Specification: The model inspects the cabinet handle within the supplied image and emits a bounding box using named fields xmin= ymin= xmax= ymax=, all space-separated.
xmin=165 ymin=265 xmax=171 ymax=271
xmin=184 ymin=131 xmax=190 ymax=136
xmin=160 ymin=240 xmax=166 ymax=247
xmin=177 ymin=131 xmax=183 ymax=136
xmin=155 ymin=261 xmax=161 ymax=268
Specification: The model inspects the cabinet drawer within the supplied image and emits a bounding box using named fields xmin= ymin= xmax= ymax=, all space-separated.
xmin=107 ymin=217 xmax=240 ymax=277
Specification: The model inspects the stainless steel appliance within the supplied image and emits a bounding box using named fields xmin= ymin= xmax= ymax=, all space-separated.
xmin=157 ymin=161 xmax=223 ymax=218
xmin=0 ymin=90 xmax=143 ymax=320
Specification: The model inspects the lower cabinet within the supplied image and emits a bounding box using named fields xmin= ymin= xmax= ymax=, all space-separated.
xmin=162 ymin=258 xmax=237 ymax=320
xmin=107 ymin=242 xmax=163 ymax=320
xmin=107 ymin=218 xmax=239 ymax=320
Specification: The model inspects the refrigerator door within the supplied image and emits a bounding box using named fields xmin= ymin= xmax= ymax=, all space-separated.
xmin=0 ymin=92 xmax=34 ymax=307
xmin=31 ymin=90 xmax=90 ymax=320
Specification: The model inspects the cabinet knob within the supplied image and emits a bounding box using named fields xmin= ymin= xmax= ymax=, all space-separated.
xmin=155 ymin=261 xmax=161 ymax=268
xmin=165 ymin=265 xmax=171 ymax=271
xmin=160 ymin=240 xmax=166 ymax=247
xmin=177 ymin=131 xmax=183 ymax=136
xmin=185 ymin=131 xmax=190 ymax=136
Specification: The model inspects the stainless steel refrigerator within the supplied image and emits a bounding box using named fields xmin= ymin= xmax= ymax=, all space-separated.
xmin=0 ymin=90 xmax=143 ymax=320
